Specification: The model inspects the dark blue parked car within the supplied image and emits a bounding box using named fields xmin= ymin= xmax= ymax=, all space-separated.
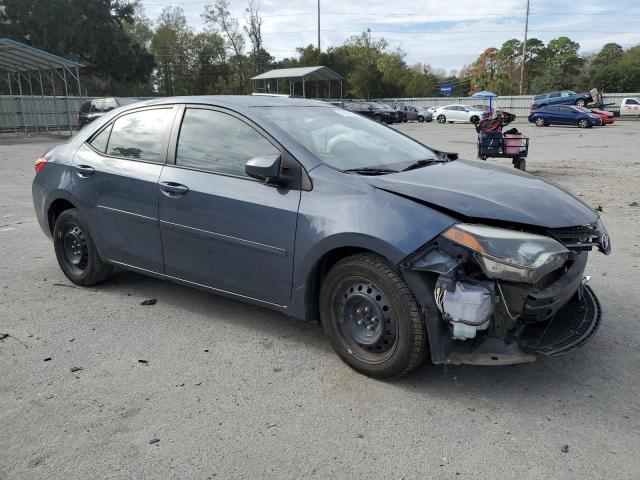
xmin=32 ymin=96 xmax=610 ymax=378
xmin=531 ymin=90 xmax=592 ymax=109
xmin=529 ymin=105 xmax=603 ymax=128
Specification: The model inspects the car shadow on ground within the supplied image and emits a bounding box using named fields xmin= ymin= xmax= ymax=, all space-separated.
xmin=94 ymin=270 xmax=604 ymax=399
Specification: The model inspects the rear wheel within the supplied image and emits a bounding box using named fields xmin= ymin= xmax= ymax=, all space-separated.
xmin=374 ymin=114 xmax=382 ymax=123
xmin=53 ymin=208 xmax=113 ymax=286
xmin=437 ymin=114 xmax=446 ymax=124
xmin=319 ymin=253 xmax=427 ymax=379
xmin=470 ymin=115 xmax=479 ymax=124
xmin=513 ymin=158 xmax=526 ymax=171
xmin=534 ymin=117 xmax=546 ymax=127
xmin=577 ymin=118 xmax=589 ymax=128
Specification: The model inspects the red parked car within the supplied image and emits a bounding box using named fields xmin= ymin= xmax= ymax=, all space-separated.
xmin=590 ymin=108 xmax=615 ymax=125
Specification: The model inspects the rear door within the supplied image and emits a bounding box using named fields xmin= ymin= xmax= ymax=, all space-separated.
xmin=157 ymin=106 xmax=301 ymax=307
xmin=547 ymin=92 xmax=561 ymax=105
xmin=72 ymin=106 xmax=176 ymax=272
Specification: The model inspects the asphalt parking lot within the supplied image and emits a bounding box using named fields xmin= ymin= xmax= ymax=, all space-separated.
xmin=1 ymin=120 xmax=639 ymax=479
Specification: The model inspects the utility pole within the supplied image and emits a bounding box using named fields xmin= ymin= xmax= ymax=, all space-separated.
xmin=519 ymin=0 xmax=530 ymax=95
xmin=317 ymin=0 xmax=321 ymax=64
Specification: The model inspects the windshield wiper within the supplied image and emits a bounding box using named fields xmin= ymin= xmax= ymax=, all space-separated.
xmin=401 ymin=159 xmax=445 ymax=172
xmin=343 ymin=167 xmax=399 ymax=175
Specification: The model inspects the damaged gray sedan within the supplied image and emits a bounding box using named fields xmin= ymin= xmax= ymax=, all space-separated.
xmin=32 ymin=96 xmax=610 ymax=378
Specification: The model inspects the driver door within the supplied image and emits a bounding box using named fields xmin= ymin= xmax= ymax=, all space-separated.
xmin=157 ymin=106 xmax=301 ymax=307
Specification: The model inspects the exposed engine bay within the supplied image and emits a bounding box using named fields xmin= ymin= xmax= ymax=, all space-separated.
xmin=406 ymin=220 xmax=610 ymax=365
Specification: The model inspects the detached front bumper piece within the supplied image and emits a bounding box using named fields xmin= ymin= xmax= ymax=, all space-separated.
xmin=514 ymin=284 xmax=601 ymax=356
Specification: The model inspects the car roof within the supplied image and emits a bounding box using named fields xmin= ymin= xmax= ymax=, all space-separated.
xmin=118 ymin=95 xmax=331 ymax=111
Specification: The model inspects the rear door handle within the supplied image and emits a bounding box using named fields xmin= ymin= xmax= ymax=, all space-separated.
xmin=76 ymin=165 xmax=95 ymax=177
xmin=160 ymin=182 xmax=189 ymax=197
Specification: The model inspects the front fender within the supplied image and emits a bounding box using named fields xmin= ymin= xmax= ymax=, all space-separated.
xmin=285 ymin=165 xmax=457 ymax=320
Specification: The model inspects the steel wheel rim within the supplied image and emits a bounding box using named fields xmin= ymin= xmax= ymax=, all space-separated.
xmin=333 ymin=277 xmax=399 ymax=364
xmin=59 ymin=223 xmax=89 ymax=275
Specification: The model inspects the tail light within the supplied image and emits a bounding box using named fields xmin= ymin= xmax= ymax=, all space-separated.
xmin=35 ymin=156 xmax=47 ymax=173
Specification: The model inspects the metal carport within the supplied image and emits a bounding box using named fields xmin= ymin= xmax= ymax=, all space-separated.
xmin=0 ymin=38 xmax=84 ymax=134
xmin=251 ymin=66 xmax=343 ymax=99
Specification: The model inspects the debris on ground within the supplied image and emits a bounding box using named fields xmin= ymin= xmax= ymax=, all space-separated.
xmin=149 ymin=438 xmax=160 ymax=444
xmin=355 ymin=433 xmax=364 ymax=438
xmin=629 ymin=201 xmax=639 ymax=207
xmin=43 ymin=357 xmax=52 ymax=362
xmin=70 ymin=366 xmax=83 ymax=373
xmin=0 ymin=333 xmax=28 ymax=347
xmin=595 ymin=205 xmax=603 ymax=212
xmin=140 ymin=299 xmax=157 ymax=306
xmin=138 ymin=359 xmax=149 ymax=365
xmin=561 ymin=444 xmax=570 ymax=453
xmin=266 ymin=423 xmax=277 ymax=429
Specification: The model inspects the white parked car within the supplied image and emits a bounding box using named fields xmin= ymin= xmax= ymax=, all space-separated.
xmin=434 ymin=104 xmax=486 ymax=124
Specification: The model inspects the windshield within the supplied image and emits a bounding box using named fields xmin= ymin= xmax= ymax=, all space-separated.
xmin=258 ymin=106 xmax=438 ymax=171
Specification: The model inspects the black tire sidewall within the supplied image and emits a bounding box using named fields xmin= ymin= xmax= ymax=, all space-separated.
xmin=319 ymin=255 xmax=425 ymax=378
xmin=53 ymin=209 xmax=108 ymax=286
xmin=437 ymin=115 xmax=446 ymax=123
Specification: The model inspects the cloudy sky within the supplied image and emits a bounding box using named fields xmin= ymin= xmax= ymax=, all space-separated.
xmin=140 ymin=0 xmax=640 ymax=71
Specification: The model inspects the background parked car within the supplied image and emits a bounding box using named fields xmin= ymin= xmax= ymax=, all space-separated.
xmin=434 ymin=105 xmax=485 ymax=124
xmin=78 ymin=97 xmax=147 ymax=127
xmin=398 ymin=105 xmax=433 ymax=122
xmin=528 ymin=105 xmax=602 ymax=128
xmin=620 ymin=97 xmax=640 ymax=116
xmin=531 ymin=90 xmax=592 ymax=109
xmin=343 ymin=101 xmax=399 ymax=124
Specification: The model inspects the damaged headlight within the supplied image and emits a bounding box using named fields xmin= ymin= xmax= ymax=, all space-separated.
xmin=442 ymin=224 xmax=569 ymax=283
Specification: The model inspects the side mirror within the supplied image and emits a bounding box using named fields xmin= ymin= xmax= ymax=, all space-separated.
xmin=245 ymin=154 xmax=281 ymax=182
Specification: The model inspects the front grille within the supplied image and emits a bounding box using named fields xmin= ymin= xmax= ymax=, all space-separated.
xmin=515 ymin=284 xmax=601 ymax=356
xmin=548 ymin=224 xmax=599 ymax=251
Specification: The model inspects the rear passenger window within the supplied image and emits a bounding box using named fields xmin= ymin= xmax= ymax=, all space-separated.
xmin=89 ymin=124 xmax=112 ymax=153
xmin=107 ymin=108 xmax=173 ymax=162
xmin=176 ymin=108 xmax=279 ymax=177
xmin=91 ymin=99 xmax=104 ymax=113
xmin=549 ymin=92 xmax=560 ymax=98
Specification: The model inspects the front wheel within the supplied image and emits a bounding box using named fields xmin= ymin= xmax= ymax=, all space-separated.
xmin=319 ymin=253 xmax=427 ymax=379
xmin=513 ymin=158 xmax=526 ymax=171
xmin=417 ymin=115 xmax=424 ymax=123
xmin=534 ymin=117 xmax=546 ymax=127
xmin=577 ymin=118 xmax=589 ymax=128
xmin=53 ymin=208 xmax=113 ymax=286
xmin=437 ymin=114 xmax=446 ymax=124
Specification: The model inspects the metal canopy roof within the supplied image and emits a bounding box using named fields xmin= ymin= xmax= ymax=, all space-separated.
xmin=251 ymin=66 xmax=343 ymax=82
xmin=0 ymin=38 xmax=84 ymax=73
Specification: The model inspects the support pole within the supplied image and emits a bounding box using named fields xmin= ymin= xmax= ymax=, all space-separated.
xmin=27 ymin=71 xmax=39 ymax=133
xmin=317 ymin=0 xmax=321 ymax=64
xmin=50 ymin=69 xmax=61 ymax=136
xmin=519 ymin=0 xmax=530 ymax=96
xmin=302 ymin=77 xmax=306 ymax=98
xmin=17 ymin=72 xmax=26 ymax=132
xmin=38 ymin=69 xmax=48 ymax=132
xmin=62 ymin=67 xmax=73 ymax=134
xmin=75 ymin=66 xmax=82 ymax=120
xmin=8 ymin=73 xmax=18 ymax=133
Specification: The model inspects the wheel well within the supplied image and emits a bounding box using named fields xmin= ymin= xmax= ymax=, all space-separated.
xmin=47 ymin=199 xmax=76 ymax=234
xmin=306 ymin=246 xmax=374 ymax=323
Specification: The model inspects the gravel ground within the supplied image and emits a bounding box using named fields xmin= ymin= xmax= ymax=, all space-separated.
xmin=1 ymin=121 xmax=639 ymax=480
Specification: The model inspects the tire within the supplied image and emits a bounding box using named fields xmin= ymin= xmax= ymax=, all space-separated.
xmin=417 ymin=115 xmax=424 ymax=123
xmin=374 ymin=114 xmax=382 ymax=123
xmin=470 ymin=115 xmax=479 ymax=124
xmin=534 ymin=117 xmax=546 ymax=127
xmin=575 ymin=99 xmax=586 ymax=107
xmin=319 ymin=253 xmax=427 ymax=379
xmin=437 ymin=114 xmax=446 ymax=124
xmin=514 ymin=158 xmax=526 ymax=171
xmin=53 ymin=208 xmax=113 ymax=286
xmin=577 ymin=118 xmax=589 ymax=128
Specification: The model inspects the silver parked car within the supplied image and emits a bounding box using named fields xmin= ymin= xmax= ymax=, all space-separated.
xmin=398 ymin=105 xmax=433 ymax=123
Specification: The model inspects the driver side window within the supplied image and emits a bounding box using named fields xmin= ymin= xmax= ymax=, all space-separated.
xmin=175 ymin=108 xmax=279 ymax=177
